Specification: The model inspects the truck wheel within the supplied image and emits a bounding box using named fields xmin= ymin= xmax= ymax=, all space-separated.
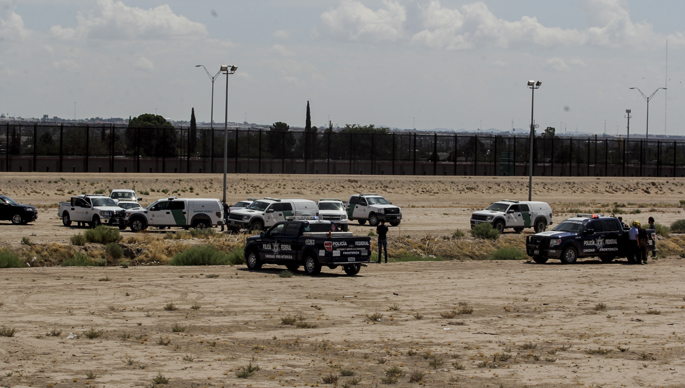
xmin=601 ymin=256 xmax=614 ymax=263
xmin=494 ymin=220 xmax=505 ymax=233
xmin=62 ymin=213 xmax=72 ymax=227
xmin=390 ymin=221 xmax=401 ymax=227
xmin=193 ymin=219 xmax=209 ymax=229
xmin=357 ymin=219 xmax=366 ymax=225
xmin=246 ymin=251 xmax=262 ymax=270
xmin=514 ymin=228 xmax=523 ymax=233
xmin=341 ymin=224 xmax=349 ymax=232
xmin=344 ymin=264 xmax=361 ymax=276
xmin=534 ymin=218 xmax=547 ymax=233
xmin=249 ymin=219 xmax=264 ymax=231
xmin=368 ymin=213 xmax=379 ymax=226
xmin=90 ymin=216 xmax=101 ymax=228
xmin=286 ymin=263 xmax=300 ymax=272
xmin=533 ymin=256 xmax=548 ymax=264
xmin=130 ymin=218 xmax=147 ymax=233
xmin=11 ymin=214 xmax=23 ymax=225
xmin=560 ymin=246 xmax=578 ymax=264
xmin=304 ymin=255 xmax=321 ymax=275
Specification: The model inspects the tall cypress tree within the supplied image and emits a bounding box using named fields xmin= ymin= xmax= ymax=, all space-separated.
xmin=189 ymin=108 xmax=197 ymax=154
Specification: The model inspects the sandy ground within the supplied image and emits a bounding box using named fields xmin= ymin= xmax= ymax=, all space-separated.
xmin=1 ymin=173 xmax=685 ymax=387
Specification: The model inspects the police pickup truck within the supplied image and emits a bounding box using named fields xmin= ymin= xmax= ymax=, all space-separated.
xmin=526 ymin=215 xmax=655 ymax=264
xmin=243 ymin=220 xmax=371 ymax=276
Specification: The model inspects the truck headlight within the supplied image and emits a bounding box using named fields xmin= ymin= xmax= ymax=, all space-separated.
xmin=242 ymin=215 xmax=251 ymax=221
xmin=486 ymin=215 xmax=494 ymax=221
xmin=342 ymin=214 xmax=348 ymax=220
xmin=549 ymin=238 xmax=562 ymax=247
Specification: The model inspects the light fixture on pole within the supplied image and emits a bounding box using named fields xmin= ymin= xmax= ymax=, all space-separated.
xmin=629 ymin=87 xmax=666 ymax=141
xmin=195 ymin=65 xmax=222 ymax=129
xmin=221 ymin=65 xmax=238 ymax=203
xmin=527 ymin=80 xmax=541 ymax=202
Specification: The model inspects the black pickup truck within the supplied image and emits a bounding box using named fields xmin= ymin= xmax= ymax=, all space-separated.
xmin=244 ymin=220 xmax=371 ymax=276
xmin=526 ymin=215 xmax=655 ymax=264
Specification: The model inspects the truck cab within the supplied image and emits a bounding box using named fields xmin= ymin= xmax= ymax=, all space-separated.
xmin=526 ymin=215 xmax=654 ymax=264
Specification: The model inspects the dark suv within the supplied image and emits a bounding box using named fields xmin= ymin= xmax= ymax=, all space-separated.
xmin=0 ymin=195 xmax=38 ymax=224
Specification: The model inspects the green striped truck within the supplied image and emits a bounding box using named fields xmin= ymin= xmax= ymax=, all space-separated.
xmin=123 ymin=197 xmax=224 ymax=232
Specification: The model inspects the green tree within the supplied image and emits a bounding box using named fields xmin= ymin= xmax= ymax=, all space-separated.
xmin=267 ymin=122 xmax=295 ymax=159
xmin=189 ymin=108 xmax=197 ymax=154
xmin=125 ymin=114 xmax=178 ymax=157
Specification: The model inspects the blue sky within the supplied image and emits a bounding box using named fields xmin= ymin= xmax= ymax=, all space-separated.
xmin=1 ymin=0 xmax=684 ymax=136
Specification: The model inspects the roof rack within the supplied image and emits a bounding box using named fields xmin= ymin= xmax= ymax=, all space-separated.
xmin=168 ymin=196 xmax=176 ymax=200
xmin=318 ymin=198 xmax=341 ymax=202
xmin=359 ymin=193 xmax=378 ymax=196
xmin=246 ymin=197 xmax=258 ymax=201
xmin=500 ymin=199 xmax=519 ymax=203
xmin=262 ymin=197 xmax=280 ymax=202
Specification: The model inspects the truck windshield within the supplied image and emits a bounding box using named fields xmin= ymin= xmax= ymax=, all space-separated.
xmin=319 ymin=202 xmax=344 ymax=211
xmin=303 ymin=223 xmax=334 ymax=233
xmin=0 ymin=196 xmax=18 ymax=205
xmin=486 ymin=203 xmax=510 ymax=212
xmin=91 ymin=198 xmax=117 ymax=207
xmin=367 ymin=197 xmax=390 ymax=205
xmin=246 ymin=201 xmax=270 ymax=211
xmin=552 ymin=221 xmax=584 ymax=233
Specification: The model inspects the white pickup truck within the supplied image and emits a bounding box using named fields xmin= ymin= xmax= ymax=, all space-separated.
xmin=345 ymin=193 xmax=402 ymax=226
xmin=58 ymin=195 xmax=125 ymax=228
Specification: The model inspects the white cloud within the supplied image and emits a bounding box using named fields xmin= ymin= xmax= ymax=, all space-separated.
xmin=319 ymin=0 xmax=685 ymax=50
xmin=273 ymin=29 xmax=292 ymax=39
xmin=52 ymin=59 xmax=80 ymax=72
xmin=318 ymin=0 xmax=406 ymax=43
xmin=0 ymin=0 xmax=30 ymax=42
xmin=50 ymin=0 xmax=206 ymax=41
xmin=544 ymin=57 xmax=569 ymax=72
xmin=270 ymin=44 xmax=294 ymax=57
xmin=134 ymin=57 xmax=154 ymax=72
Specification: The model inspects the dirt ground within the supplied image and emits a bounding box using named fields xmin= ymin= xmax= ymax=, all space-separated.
xmin=1 ymin=173 xmax=685 ymax=387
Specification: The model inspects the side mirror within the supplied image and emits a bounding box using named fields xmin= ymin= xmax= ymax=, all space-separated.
xmin=507 ymin=209 xmax=515 ymax=214
xmin=260 ymin=232 xmax=265 ymax=238
xmin=266 ymin=209 xmax=274 ymax=213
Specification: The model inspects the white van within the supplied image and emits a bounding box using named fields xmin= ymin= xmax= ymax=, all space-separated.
xmin=124 ymin=197 xmax=224 ymax=232
xmin=227 ymin=198 xmax=319 ymax=231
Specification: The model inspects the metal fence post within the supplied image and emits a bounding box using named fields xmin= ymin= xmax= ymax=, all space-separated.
xmin=258 ymin=128 xmax=262 ymax=174
xmin=32 ymin=123 xmax=37 ymax=172
xmin=412 ymin=133 xmax=416 ymax=175
xmin=85 ymin=125 xmax=89 ymax=172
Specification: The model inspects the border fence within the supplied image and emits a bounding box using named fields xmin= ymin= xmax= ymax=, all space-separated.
xmin=1 ymin=123 xmax=684 ymax=177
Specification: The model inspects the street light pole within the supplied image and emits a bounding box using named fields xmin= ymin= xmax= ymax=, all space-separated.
xmin=629 ymin=87 xmax=666 ymax=141
xmin=527 ymin=80 xmax=541 ymax=202
xmin=221 ymin=65 xmax=238 ymax=203
xmin=195 ymin=65 xmax=222 ymax=129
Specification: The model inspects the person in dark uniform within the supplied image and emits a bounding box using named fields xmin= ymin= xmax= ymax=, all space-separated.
xmin=221 ymin=200 xmax=229 ymax=232
xmin=648 ymin=216 xmax=656 ymax=258
xmin=376 ymin=220 xmax=389 ymax=263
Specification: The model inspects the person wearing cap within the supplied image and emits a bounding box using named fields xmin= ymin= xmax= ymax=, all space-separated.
xmin=628 ymin=220 xmax=640 ymax=264
xmin=648 ymin=216 xmax=657 ymax=258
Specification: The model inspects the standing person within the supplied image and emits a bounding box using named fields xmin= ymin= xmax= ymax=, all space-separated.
xmin=376 ymin=220 xmax=389 ymax=263
xmin=648 ymin=216 xmax=656 ymax=258
xmin=221 ymin=200 xmax=229 ymax=232
xmin=618 ymin=216 xmax=629 ymax=230
xmin=637 ymin=222 xmax=648 ymax=265
xmin=628 ymin=220 xmax=640 ymax=264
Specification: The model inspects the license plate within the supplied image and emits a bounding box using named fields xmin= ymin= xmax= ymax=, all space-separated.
xmin=534 ymin=250 xmax=539 ymax=255
xmin=348 ymin=257 xmax=355 ymax=262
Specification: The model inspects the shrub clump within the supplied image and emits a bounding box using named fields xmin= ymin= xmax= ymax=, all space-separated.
xmin=84 ymin=226 xmax=120 ymax=244
xmin=490 ymin=246 xmax=527 ymax=260
xmin=0 ymin=249 xmax=24 ymax=268
xmin=105 ymin=242 xmax=124 ymax=260
xmin=61 ymin=252 xmax=94 ymax=266
xmin=470 ymin=223 xmax=500 ymax=240
xmin=171 ymin=245 xmax=239 ymax=266
xmin=655 ymin=223 xmax=670 ymax=237
xmin=70 ymin=234 xmax=87 ymax=246
xmin=670 ymin=219 xmax=685 ymax=233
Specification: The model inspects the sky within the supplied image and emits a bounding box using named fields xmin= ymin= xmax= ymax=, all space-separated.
xmin=1 ymin=0 xmax=684 ymax=136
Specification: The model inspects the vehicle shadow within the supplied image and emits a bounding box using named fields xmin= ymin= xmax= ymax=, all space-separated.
xmin=236 ymin=267 xmax=366 ymax=277
xmin=526 ymin=259 xmax=637 ymax=266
